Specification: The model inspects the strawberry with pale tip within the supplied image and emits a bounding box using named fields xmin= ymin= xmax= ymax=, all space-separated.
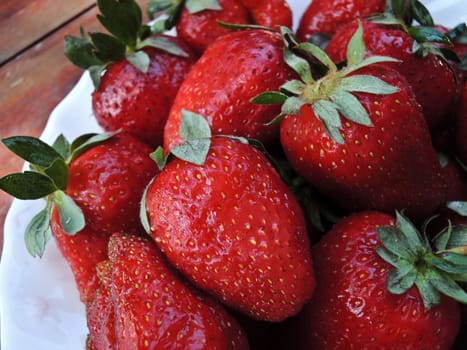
xmin=143 ymin=110 xmax=316 ymax=322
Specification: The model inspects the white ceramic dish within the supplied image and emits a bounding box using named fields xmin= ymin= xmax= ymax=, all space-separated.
xmin=0 ymin=1 xmax=465 ymax=349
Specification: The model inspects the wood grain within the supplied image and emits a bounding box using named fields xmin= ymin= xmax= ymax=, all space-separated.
xmin=0 ymin=0 xmax=152 ymax=254
xmin=0 ymin=0 xmax=96 ymax=63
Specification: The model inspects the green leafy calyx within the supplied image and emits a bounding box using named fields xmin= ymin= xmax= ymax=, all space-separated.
xmin=65 ymin=0 xmax=189 ymax=88
xmin=253 ymin=23 xmax=399 ymax=144
xmin=0 ymin=132 xmax=114 ymax=257
xmin=376 ymin=211 xmax=467 ymax=309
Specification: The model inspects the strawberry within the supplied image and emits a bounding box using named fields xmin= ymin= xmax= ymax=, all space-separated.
xmin=456 ymin=82 xmax=467 ymax=164
xmin=107 ymin=232 xmax=249 ymax=349
xmin=0 ymin=132 xmax=158 ymax=302
xmin=254 ymin=25 xmax=446 ymax=222
xmin=148 ymin=0 xmax=292 ymax=54
xmin=325 ymin=18 xmax=459 ymax=131
xmin=65 ymin=0 xmax=197 ymax=148
xmin=296 ymin=0 xmax=385 ymax=41
xmin=144 ymin=111 xmax=316 ymax=322
xmin=86 ymin=260 xmax=116 ymax=349
xmin=163 ymin=29 xmax=297 ymax=152
xmin=296 ymin=211 xmax=465 ymax=349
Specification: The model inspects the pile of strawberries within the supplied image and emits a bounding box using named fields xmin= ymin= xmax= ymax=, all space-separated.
xmin=1 ymin=0 xmax=467 ymax=348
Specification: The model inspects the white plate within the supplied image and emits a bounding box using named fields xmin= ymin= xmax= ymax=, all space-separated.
xmin=0 ymin=1 xmax=465 ymax=349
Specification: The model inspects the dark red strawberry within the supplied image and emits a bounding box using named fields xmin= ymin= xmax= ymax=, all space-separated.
xmin=163 ymin=29 xmax=297 ymax=152
xmin=326 ymin=18 xmax=459 ymax=131
xmin=254 ymin=26 xmax=446 ymax=222
xmin=145 ymin=112 xmax=316 ymax=322
xmin=0 ymin=132 xmax=158 ymax=302
xmin=456 ymin=82 xmax=467 ymax=164
xmin=108 ymin=232 xmax=249 ymax=349
xmin=65 ymin=0 xmax=197 ymax=148
xmin=297 ymin=211 xmax=464 ymax=349
xmin=296 ymin=0 xmax=385 ymax=41
xmin=149 ymin=0 xmax=292 ymax=54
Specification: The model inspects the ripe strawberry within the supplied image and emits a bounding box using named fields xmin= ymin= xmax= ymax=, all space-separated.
xmin=163 ymin=29 xmax=297 ymax=152
xmin=0 ymin=132 xmax=158 ymax=302
xmin=254 ymin=26 xmax=446 ymax=221
xmin=148 ymin=0 xmax=292 ymax=54
xmin=65 ymin=0 xmax=197 ymax=148
xmin=85 ymin=260 xmax=116 ymax=349
xmin=107 ymin=232 xmax=249 ymax=349
xmin=325 ymin=18 xmax=459 ymax=131
xmin=144 ymin=112 xmax=316 ymax=322
xmin=456 ymin=82 xmax=467 ymax=164
xmin=296 ymin=0 xmax=385 ymax=41
xmin=296 ymin=211 xmax=464 ymax=349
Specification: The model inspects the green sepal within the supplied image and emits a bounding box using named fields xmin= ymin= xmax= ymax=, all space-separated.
xmin=340 ymin=75 xmax=400 ymax=94
xmin=447 ymin=201 xmax=467 ymax=217
xmin=70 ymin=131 xmax=116 ymax=161
xmin=410 ymin=0 xmax=434 ymax=26
xmin=281 ymin=80 xmax=307 ymax=95
xmin=96 ymin=0 xmax=142 ymax=48
xmin=64 ymin=34 xmax=104 ymax=70
xmin=283 ymin=48 xmax=314 ymax=84
xmin=446 ymin=23 xmax=467 ymax=45
xmin=52 ymin=190 xmax=85 ymax=235
xmin=148 ymin=0 xmax=184 ymax=30
xmin=127 ymin=50 xmax=151 ymax=73
xmin=312 ymin=100 xmax=344 ymax=144
xmin=44 ymin=157 xmax=69 ymax=191
xmin=185 ymin=0 xmax=221 ymax=13
xmin=386 ymin=260 xmax=417 ymax=294
xmin=0 ymin=172 xmax=58 ymax=200
xmin=426 ymin=252 xmax=467 ymax=275
xmin=52 ymin=134 xmax=71 ymax=161
xmin=138 ymin=36 xmax=189 ymax=57
xmin=140 ymin=176 xmax=157 ymax=233
xmin=346 ymin=20 xmax=366 ymax=66
xmin=296 ymin=42 xmax=337 ymax=72
xmin=150 ymin=146 xmax=168 ymax=170
xmin=395 ymin=211 xmax=427 ymax=254
xmin=251 ymin=91 xmax=288 ymax=105
xmin=377 ymin=226 xmax=413 ymax=260
xmin=343 ymin=55 xmax=401 ymax=75
xmin=89 ymin=64 xmax=107 ymax=90
xmin=426 ymin=268 xmax=467 ymax=305
xmin=414 ymin=271 xmax=441 ymax=309
xmin=170 ymin=110 xmax=212 ymax=165
xmin=89 ymin=32 xmax=126 ymax=63
xmin=24 ymin=205 xmax=53 ymax=258
xmin=433 ymin=224 xmax=467 ymax=252
xmin=408 ymin=26 xmax=452 ymax=45
xmin=329 ymin=90 xmax=372 ymax=127
xmin=2 ymin=136 xmax=64 ymax=168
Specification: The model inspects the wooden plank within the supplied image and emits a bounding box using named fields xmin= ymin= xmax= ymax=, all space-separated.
xmin=0 ymin=0 xmax=96 ymax=63
xmin=0 ymin=0 xmax=152 ymax=252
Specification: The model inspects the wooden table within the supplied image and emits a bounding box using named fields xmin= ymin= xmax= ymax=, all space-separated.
xmin=0 ymin=0 xmax=152 ymax=255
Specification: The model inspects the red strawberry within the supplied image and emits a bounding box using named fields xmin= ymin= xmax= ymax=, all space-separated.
xmin=65 ymin=133 xmax=158 ymax=235
xmin=85 ymin=260 xmax=116 ymax=349
xmin=456 ymin=82 xmax=467 ymax=164
xmin=254 ymin=26 xmax=446 ymax=221
xmin=0 ymin=132 xmax=158 ymax=302
xmin=145 ymin=113 xmax=316 ymax=322
xmin=297 ymin=211 xmax=463 ymax=349
xmin=107 ymin=232 xmax=249 ymax=349
xmin=325 ymin=18 xmax=459 ymax=131
xmin=65 ymin=0 xmax=197 ymax=148
xmin=296 ymin=0 xmax=385 ymax=41
xmin=150 ymin=0 xmax=292 ymax=54
xmin=163 ymin=29 xmax=297 ymax=151
xmin=91 ymin=36 xmax=197 ymax=148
